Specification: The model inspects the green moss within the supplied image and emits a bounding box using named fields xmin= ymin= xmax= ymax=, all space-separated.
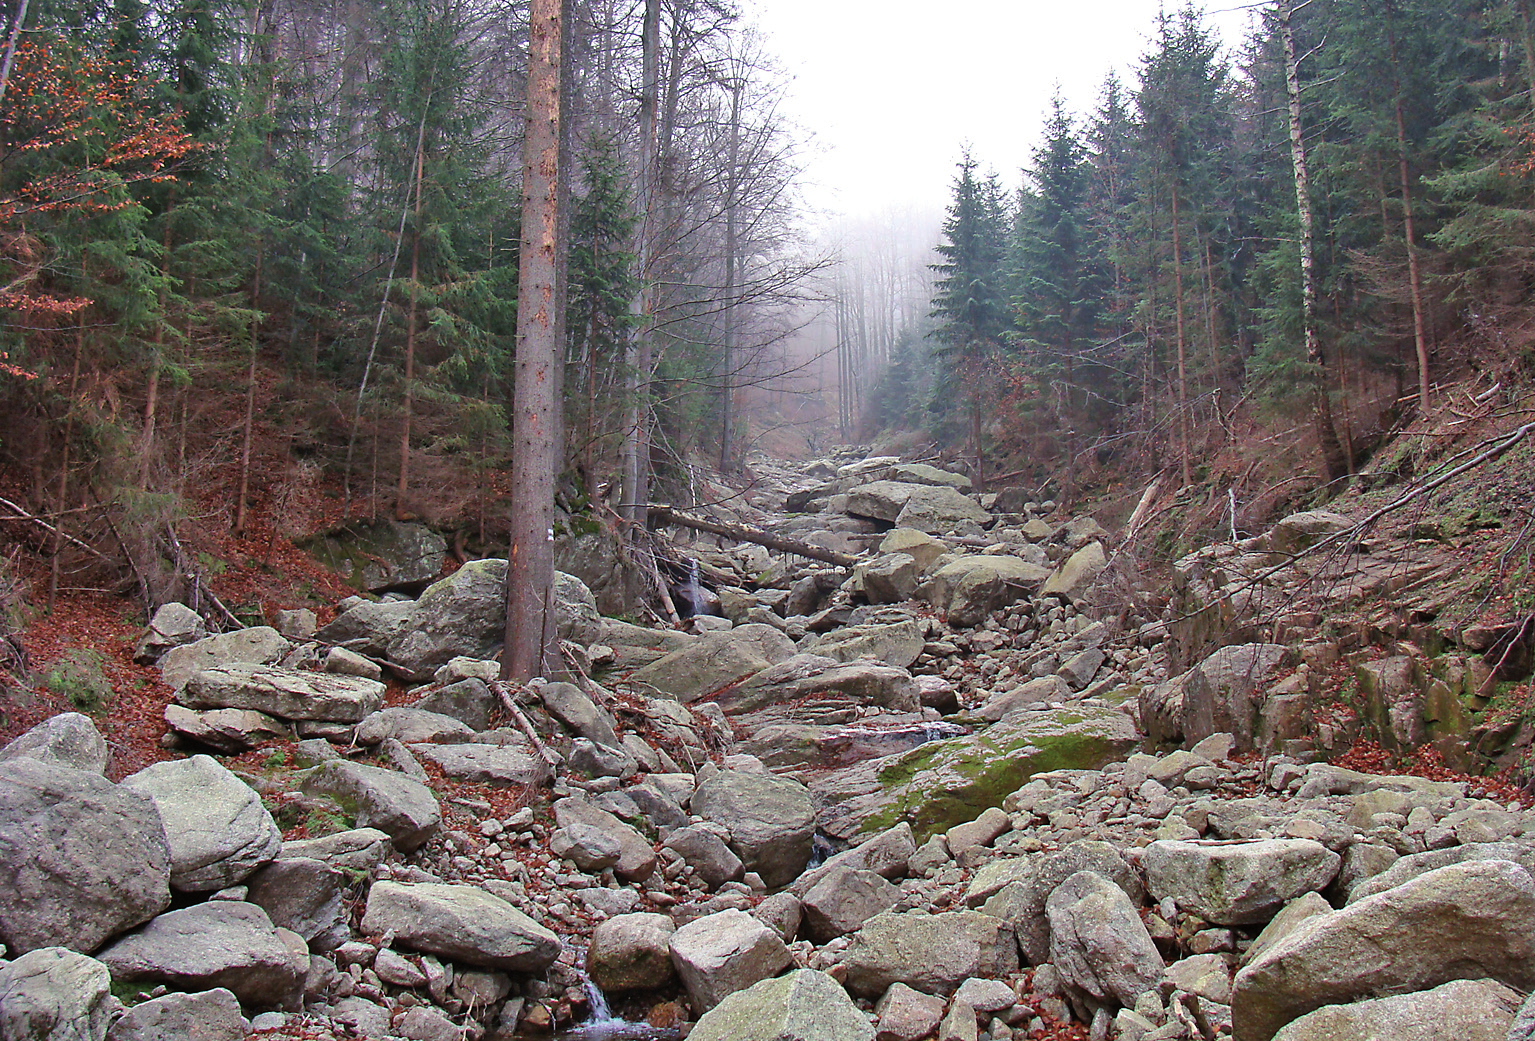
xmin=43 ymin=649 xmax=113 ymax=714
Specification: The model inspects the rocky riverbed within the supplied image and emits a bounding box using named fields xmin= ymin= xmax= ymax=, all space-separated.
xmin=2 ymin=449 xmax=1534 ymax=1041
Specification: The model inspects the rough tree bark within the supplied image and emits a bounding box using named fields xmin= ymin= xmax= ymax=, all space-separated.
xmin=503 ymin=0 xmax=563 ymax=682
xmin=1279 ymin=0 xmax=1348 ymax=482
xmin=622 ymin=0 xmax=659 ymax=532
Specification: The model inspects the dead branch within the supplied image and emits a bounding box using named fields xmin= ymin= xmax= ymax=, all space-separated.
xmin=648 ymin=505 xmax=857 ymax=567
xmin=492 ymin=679 xmax=562 ymax=770
xmin=0 ymin=496 xmax=113 ymax=564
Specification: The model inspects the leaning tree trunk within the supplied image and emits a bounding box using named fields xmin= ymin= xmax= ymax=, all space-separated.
xmin=502 ymin=0 xmax=564 ymax=682
xmin=1386 ymin=7 xmax=1431 ymax=414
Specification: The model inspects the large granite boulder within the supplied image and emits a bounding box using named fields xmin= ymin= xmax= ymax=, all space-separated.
xmin=0 ymin=759 xmax=171 ymax=955
xmin=1270 ymin=978 xmax=1519 ymax=1041
xmin=588 ymin=913 xmax=677 ymax=993
xmin=553 ymin=797 xmax=657 ymax=882
xmin=132 ymin=602 xmax=207 ymax=665
xmin=554 ymin=532 xmax=634 ymax=616
xmin=539 ymin=681 xmax=622 ymax=749
xmin=1142 ymin=839 xmax=1341 ymax=926
xmin=121 ymin=755 xmax=282 ymax=892
xmin=668 ymin=909 xmax=792 ymax=1013
xmin=842 ymin=909 xmax=1017 ymax=997
xmin=386 ymin=561 xmax=602 ymax=679
xmin=894 ymin=486 xmax=991 ymax=534
xmin=354 ymin=708 xmax=475 ymax=746
xmin=692 ymin=769 xmax=817 ymax=889
xmin=178 ymin=663 xmax=384 ymax=723
xmin=855 ymin=553 xmax=922 ymax=604
xmin=0 ymin=713 xmax=109 ymax=774
xmin=1180 ymin=643 xmax=1291 ymax=752
xmin=410 ymin=678 xmax=497 ymax=731
xmin=878 ymin=528 xmax=950 ymax=570
xmin=104 ymin=986 xmax=248 ymax=1041
xmin=0 ymin=947 xmax=115 ymax=1041
xmin=1041 ymin=542 xmax=1107 ymax=600
xmin=1266 ymin=510 xmax=1352 ymax=554
xmin=719 ymin=654 xmax=919 ymax=715
xmin=300 ymin=761 xmax=440 ymax=851
xmin=158 ymin=627 xmax=291 ymax=691
xmin=688 ymin=968 xmax=874 ymax=1041
xmin=409 ymin=741 xmax=554 ymax=787
xmin=306 ymin=520 xmax=446 ymax=593
xmin=663 ymin=827 xmax=745 ymax=889
xmin=360 ymin=881 xmax=561 ymax=972
xmin=627 ymin=624 xmax=795 ymax=702
xmin=801 ymin=866 xmax=901 ymax=941
xmin=844 ymin=481 xmax=941 ymax=523
xmin=243 ymin=857 xmax=348 ymax=949
xmin=833 ymin=706 xmax=1139 ymax=842
xmin=313 ymin=599 xmax=415 ymax=659
xmin=803 ymin=619 xmax=926 ymax=670
xmin=96 ymin=902 xmax=306 ymax=1010
xmin=1046 ymin=870 xmax=1164 ymax=1019
xmin=161 ymin=705 xmax=287 ymax=754
xmin=921 ymin=556 xmax=1052 ymax=628
xmin=1232 ymin=859 xmax=1535 ymax=1041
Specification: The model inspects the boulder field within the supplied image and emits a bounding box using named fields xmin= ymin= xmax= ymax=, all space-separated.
xmin=2 ymin=448 xmax=1533 ymax=1041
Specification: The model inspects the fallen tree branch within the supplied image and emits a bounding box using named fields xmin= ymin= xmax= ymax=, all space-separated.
xmin=648 ymin=505 xmax=857 ymax=567
xmin=0 ymin=496 xmax=113 ymax=564
xmin=492 ymin=679 xmax=562 ymax=770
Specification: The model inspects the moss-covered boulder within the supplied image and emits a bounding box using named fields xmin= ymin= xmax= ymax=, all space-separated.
xmin=852 ymin=706 xmax=1140 ymax=842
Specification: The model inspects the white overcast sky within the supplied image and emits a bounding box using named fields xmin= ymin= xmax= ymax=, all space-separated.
xmin=745 ymin=0 xmax=1258 ymax=223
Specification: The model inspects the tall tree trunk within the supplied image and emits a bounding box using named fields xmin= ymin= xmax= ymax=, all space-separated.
xmin=0 ymin=0 xmax=30 ymax=108
xmin=1280 ymin=0 xmax=1347 ymax=482
xmin=719 ymin=76 xmax=740 ymax=472
xmin=503 ymin=0 xmax=563 ymax=681
xmin=622 ymin=0 xmax=659 ymax=529
xmin=234 ymin=253 xmax=263 ymax=535
xmin=396 ymin=136 xmax=425 ymax=520
xmin=1386 ymin=9 xmax=1432 ymax=413
xmin=1171 ymin=185 xmax=1191 ymax=489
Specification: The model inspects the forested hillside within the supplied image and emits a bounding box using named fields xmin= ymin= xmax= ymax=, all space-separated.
xmin=860 ymin=1 xmax=1535 ymax=509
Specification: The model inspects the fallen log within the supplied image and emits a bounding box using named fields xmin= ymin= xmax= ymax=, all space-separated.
xmin=647 ymin=505 xmax=857 ymax=568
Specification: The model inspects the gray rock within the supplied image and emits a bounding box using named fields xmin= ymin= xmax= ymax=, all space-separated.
xmin=132 ymin=603 xmax=208 ymax=665
xmin=921 ymin=556 xmax=1051 ymax=628
xmin=550 ymin=823 xmax=622 ymax=872
xmin=973 ymin=676 xmax=1075 ymax=722
xmin=1142 ymin=839 xmax=1341 ymax=926
xmin=0 ymin=759 xmax=171 ymax=955
xmin=243 ymin=857 xmax=347 ymax=949
xmin=625 ymin=782 xmax=690 ymax=830
xmin=627 ymin=624 xmax=795 ymax=702
xmin=385 ymin=561 xmax=600 ymax=679
xmin=178 ymin=663 xmax=384 ymax=723
xmin=322 ymin=646 xmax=382 ymax=681
xmin=688 ymin=968 xmax=874 ymax=1041
xmin=721 ymin=654 xmax=920 ymax=715
xmin=552 ymin=797 xmax=656 ymax=882
xmin=410 ymin=678 xmax=497 ymax=731
xmin=664 ymin=826 xmax=745 ymax=889
xmin=875 ymin=982 xmax=947 ymax=1041
xmin=792 ymin=823 xmax=916 ymax=897
xmin=669 ymin=909 xmax=792 ymax=1013
xmin=588 ymin=913 xmax=677 ymax=993
xmin=1243 ymin=892 xmax=1332 ymax=968
xmin=1041 ymin=542 xmax=1108 ymax=600
xmin=0 ymin=713 xmax=109 ymax=774
xmin=893 ymin=487 xmax=990 ymax=534
xmin=1180 ymin=644 xmax=1290 ymax=752
xmin=314 ymin=599 xmax=414 ymax=659
xmin=312 ymin=520 xmax=446 ymax=593
xmin=273 ymin=609 xmax=317 ymax=641
xmin=122 ymin=755 xmax=282 ymax=892
xmin=802 ymin=620 xmax=927 ymax=670
xmin=278 ymin=827 xmax=392 ymax=874
xmin=1231 ymin=860 xmax=1535 ymax=1041
xmin=1270 ymin=978 xmax=1519 ymax=1041
xmin=856 ymin=553 xmax=923 ymax=604
xmin=539 ymin=681 xmax=622 ymax=749
xmin=954 ymin=977 xmax=1017 ymax=1013
xmin=0 ymin=947 xmax=115 ymax=1041
xmin=801 ymin=866 xmax=901 ymax=941
xmin=1344 ymin=842 xmax=1535 ymax=905
xmin=752 ymin=892 xmax=802 ymax=942
xmin=158 ymin=627 xmax=291 ymax=692
xmin=1511 ymin=988 xmax=1535 ymax=1041
xmin=300 ymin=761 xmax=440 ymax=851
xmin=1047 ymin=871 xmax=1164 ymax=1019
xmin=692 ymin=770 xmax=816 ymax=889
xmin=937 ymin=996 xmax=977 ymax=1041
xmin=409 ymin=741 xmax=553 ymax=787
xmin=355 ymin=708 xmax=475 ymax=746
xmin=360 ymin=881 xmax=560 ymax=972
xmin=842 ymin=910 xmax=1018 ymax=997
xmin=1266 ymin=511 xmax=1352 ymax=554
xmin=844 ymin=481 xmax=943 ymax=523
xmin=878 ymin=528 xmax=951 ymax=569
xmin=105 ymin=987 xmax=247 ymax=1041
xmin=891 ymin=463 xmax=972 ymax=491
xmin=161 ymin=705 xmax=288 ymax=753
xmin=96 ymin=902 xmax=306 ymax=1010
